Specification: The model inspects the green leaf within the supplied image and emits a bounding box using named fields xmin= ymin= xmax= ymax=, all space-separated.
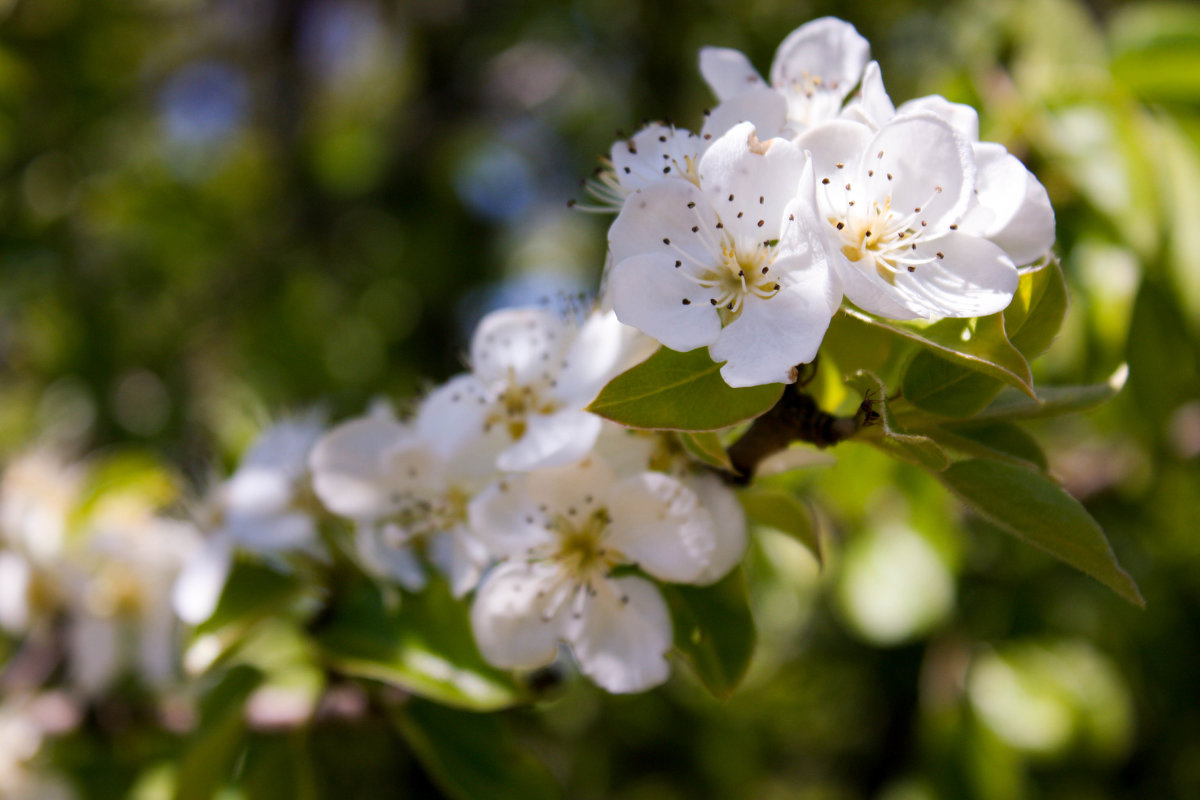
xmin=934 ymin=421 xmax=1049 ymax=472
xmin=958 ymin=370 xmax=1127 ymax=424
xmin=935 ymin=459 xmax=1144 ymax=607
xmin=678 ymin=431 xmax=734 ymax=472
xmin=851 ymin=371 xmax=950 ymax=471
xmin=901 ymin=352 xmax=1010 ymax=419
xmin=316 ymin=578 xmax=527 ymax=711
xmin=737 ymin=486 xmax=821 ymax=565
xmin=661 ymin=570 xmax=756 ymax=698
xmin=196 ymin=560 xmax=306 ymax=637
xmin=843 ymin=308 xmax=1035 ymax=396
xmin=1126 ymin=279 xmax=1200 ymax=443
xmin=587 ymin=346 xmax=784 ymax=431
xmin=395 ymin=700 xmax=560 ymax=800
xmin=898 ymin=262 xmax=1067 ymax=419
xmin=173 ymin=666 xmax=263 ymax=800
xmin=1005 ymin=259 xmax=1069 ymax=359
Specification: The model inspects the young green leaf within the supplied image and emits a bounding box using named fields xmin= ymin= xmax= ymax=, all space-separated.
xmin=933 ymin=421 xmax=1049 ymax=471
xmin=587 ymin=347 xmax=784 ymax=431
xmin=898 ymin=261 xmax=1069 ymax=418
xmin=737 ymin=486 xmax=821 ymax=565
xmin=851 ymin=371 xmax=950 ymax=471
xmin=956 ymin=370 xmax=1127 ymax=424
xmin=1004 ymin=259 xmax=1069 ymax=359
xmin=679 ymin=431 xmax=734 ymax=472
xmin=843 ymin=308 xmax=1035 ymax=397
xmin=395 ymin=700 xmax=561 ymax=800
xmin=936 ymin=459 xmax=1144 ymax=607
xmin=316 ymin=578 xmax=528 ymax=711
xmin=661 ymin=570 xmax=756 ymax=698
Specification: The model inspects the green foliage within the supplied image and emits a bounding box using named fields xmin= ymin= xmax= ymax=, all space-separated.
xmin=587 ymin=347 xmax=783 ymax=431
xmin=173 ymin=666 xmax=264 ymax=800
xmin=934 ymin=459 xmax=1143 ymax=607
xmin=678 ymin=431 xmax=735 ymax=472
xmin=316 ymin=578 xmax=529 ymax=711
xmin=738 ymin=486 xmax=822 ymax=565
xmin=393 ymin=701 xmax=561 ymax=800
xmin=661 ymin=570 xmax=757 ymax=698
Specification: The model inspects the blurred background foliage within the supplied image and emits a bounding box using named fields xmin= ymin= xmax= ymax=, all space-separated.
xmin=1 ymin=0 xmax=1199 ymax=797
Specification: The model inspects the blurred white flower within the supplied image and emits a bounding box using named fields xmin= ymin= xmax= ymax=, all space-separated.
xmin=308 ymin=408 xmax=496 ymax=596
xmin=173 ymin=414 xmax=326 ymax=625
xmin=468 ymin=456 xmax=723 ymax=693
xmin=607 ymin=122 xmax=839 ymax=386
xmin=699 ymin=17 xmax=870 ymax=141
xmin=585 ymin=123 xmax=703 ymax=212
xmin=418 ymin=307 xmax=654 ymax=472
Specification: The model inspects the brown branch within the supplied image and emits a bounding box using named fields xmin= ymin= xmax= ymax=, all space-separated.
xmin=725 ymin=381 xmax=880 ymax=484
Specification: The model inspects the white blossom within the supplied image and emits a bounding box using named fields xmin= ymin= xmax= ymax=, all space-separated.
xmin=585 ymin=123 xmax=703 ymax=212
xmin=699 ymin=17 xmax=871 ymax=142
xmin=799 ymin=113 xmax=1019 ymax=320
xmin=172 ymin=414 xmax=326 ymax=625
xmin=841 ymin=61 xmax=1056 ymax=268
xmin=418 ymin=306 xmax=654 ymax=472
xmin=607 ymin=122 xmax=839 ymax=387
xmin=308 ymin=407 xmax=496 ymax=596
xmin=468 ymin=456 xmax=723 ymax=693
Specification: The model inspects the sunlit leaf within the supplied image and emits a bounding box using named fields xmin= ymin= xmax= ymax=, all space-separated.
xmin=587 ymin=347 xmax=783 ymax=431
xmin=679 ymin=431 xmax=734 ymax=472
xmin=317 ymin=578 xmax=527 ymax=711
xmin=1005 ymin=259 xmax=1069 ymax=359
xmin=661 ymin=570 xmax=756 ymax=698
xmin=936 ymin=459 xmax=1144 ymax=607
xmin=737 ymin=486 xmax=821 ymax=565
xmin=899 ymin=368 xmax=1127 ymax=426
xmin=842 ymin=308 xmax=1035 ymax=396
xmin=394 ymin=700 xmax=561 ymax=800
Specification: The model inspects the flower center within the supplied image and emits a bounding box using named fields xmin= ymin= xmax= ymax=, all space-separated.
xmin=829 ymin=190 xmax=943 ymax=285
xmin=485 ymin=378 xmax=561 ymax=440
xmin=687 ymin=237 xmax=781 ymax=325
xmin=551 ymin=507 xmax=617 ymax=580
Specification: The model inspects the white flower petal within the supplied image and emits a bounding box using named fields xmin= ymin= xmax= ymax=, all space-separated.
xmin=711 ymin=275 xmax=835 ymax=387
xmin=610 ymin=123 xmax=702 ymax=193
xmin=609 ymin=253 xmax=723 ymax=353
xmin=684 ymin=473 xmax=748 ymax=584
xmin=223 ymin=511 xmax=317 ymax=556
xmin=468 ymin=477 xmax=555 ymax=559
xmin=427 ymin=527 xmax=491 ymax=598
xmin=702 ymin=89 xmax=790 ymax=143
xmin=605 ymin=473 xmax=715 ymax=583
xmin=172 ymin=535 xmax=233 ymax=625
xmin=608 ymin=180 xmax=718 ymax=266
xmin=497 ymin=409 xmax=602 ymax=472
xmin=797 ymin=118 xmax=874 ymax=200
xmin=308 ymin=416 xmax=412 ymax=519
xmin=567 ymin=575 xmax=672 ymax=694
xmin=470 ymin=561 xmax=566 ymax=670
xmin=892 ymin=232 xmax=1020 ymax=318
xmin=863 ymin=115 xmax=975 ymax=230
xmin=357 ymin=524 xmax=427 ymax=591
xmin=840 ymin=60 xmax=894 ymax=129
xmin=961 ymin=143 xmax=1056 ymax=266
xmin=699 ymin=46 xmax=768 ymax=102
xmin=699 ymin=122 xmax=806 ymax=242
xmin=770 ymin=17 xmax=871 ymax=126
xmin=415 ymin=374 xmax=491 ymax=460
xmin=555 ymin=310 xmax=651 ymax=406
xmin=897 ymin=94 xmax=980 ymax=141
xmin=469 ymin=307 xmax=571 ymax=386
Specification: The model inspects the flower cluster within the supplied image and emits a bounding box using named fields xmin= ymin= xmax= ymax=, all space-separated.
xmin=306 ymin=307 xmax=746 ymax=693
xmin=594 ymin=17 xmax=1054 ymax=386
